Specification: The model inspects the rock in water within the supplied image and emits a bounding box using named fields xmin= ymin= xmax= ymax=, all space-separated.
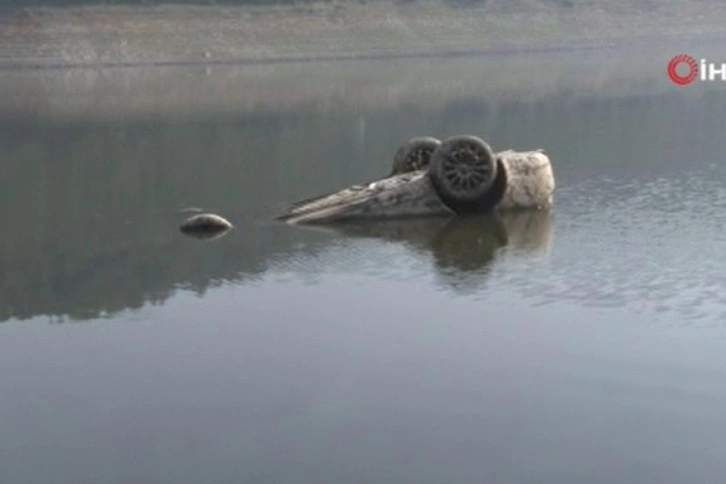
xmin=179 ymin=213 xmax=233 ymax=237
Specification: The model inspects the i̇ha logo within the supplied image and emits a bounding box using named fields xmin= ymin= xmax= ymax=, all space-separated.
xmin=667 ymin=54 xmax=726 ymax=86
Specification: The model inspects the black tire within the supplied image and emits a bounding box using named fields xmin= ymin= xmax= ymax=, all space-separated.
xmin=429 ymin=135 xmax=503 ymax=214
xmin=390 ymin=137 xmax=441 ymax=176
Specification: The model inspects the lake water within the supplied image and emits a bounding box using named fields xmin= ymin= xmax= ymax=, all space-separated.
xmin=2 ymin=45 xmax=726 ymax=483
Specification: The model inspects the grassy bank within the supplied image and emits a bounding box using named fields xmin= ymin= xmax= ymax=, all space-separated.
xmin=1 ymin=0 xmax=726 ymax=68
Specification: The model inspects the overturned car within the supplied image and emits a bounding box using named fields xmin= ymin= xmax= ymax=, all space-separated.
xmin=276 ymin=135 xmax=554 ymax=225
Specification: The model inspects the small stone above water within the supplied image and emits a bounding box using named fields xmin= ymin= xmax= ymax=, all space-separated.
xmin=179 ymin=213 xmax=233 ymax=237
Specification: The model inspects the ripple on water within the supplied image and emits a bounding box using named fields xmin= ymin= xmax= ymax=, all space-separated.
xmin=502 ymin=169 xmax=726 ymax=322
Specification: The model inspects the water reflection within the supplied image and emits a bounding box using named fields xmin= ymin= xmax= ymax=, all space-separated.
xmin=1 ymin=47 xmax=725 ymax=323
xmin=300 ymin=211 xmax=552 ymax=293
xmin=5 ymin=47 xmax=726 ymax=484
xmin=2 ymin=40 xmax=723 ymax=122
xmin=179 ymin=228 xmax=233 ymax=241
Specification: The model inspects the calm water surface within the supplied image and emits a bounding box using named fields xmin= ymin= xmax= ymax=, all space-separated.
xmin=2 ymin=47 xmax=726 ymax=483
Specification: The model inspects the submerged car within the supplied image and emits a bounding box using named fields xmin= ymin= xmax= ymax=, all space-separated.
xmin=276 ymin=135 xmax=554 ymax=225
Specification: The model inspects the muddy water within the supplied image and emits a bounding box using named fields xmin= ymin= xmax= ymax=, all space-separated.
xmin=2 ymin=47 xmax=726 ymax=483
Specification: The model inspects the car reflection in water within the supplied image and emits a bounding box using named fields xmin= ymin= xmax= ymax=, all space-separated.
xmin=291 ymin=210 xmax=552 ymax=294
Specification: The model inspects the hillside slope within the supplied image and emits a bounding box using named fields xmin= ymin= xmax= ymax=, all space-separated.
xmin=0 ymin=0 xmax=725 ymax=67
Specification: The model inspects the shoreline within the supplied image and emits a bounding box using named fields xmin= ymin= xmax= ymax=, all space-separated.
xmin=1 ymin=3 xmax=726 ymax=70
xmin=3 ymin=32 xmax=725 ymax=72
xmin=0 ymin=41 xmax=625 ymax=70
